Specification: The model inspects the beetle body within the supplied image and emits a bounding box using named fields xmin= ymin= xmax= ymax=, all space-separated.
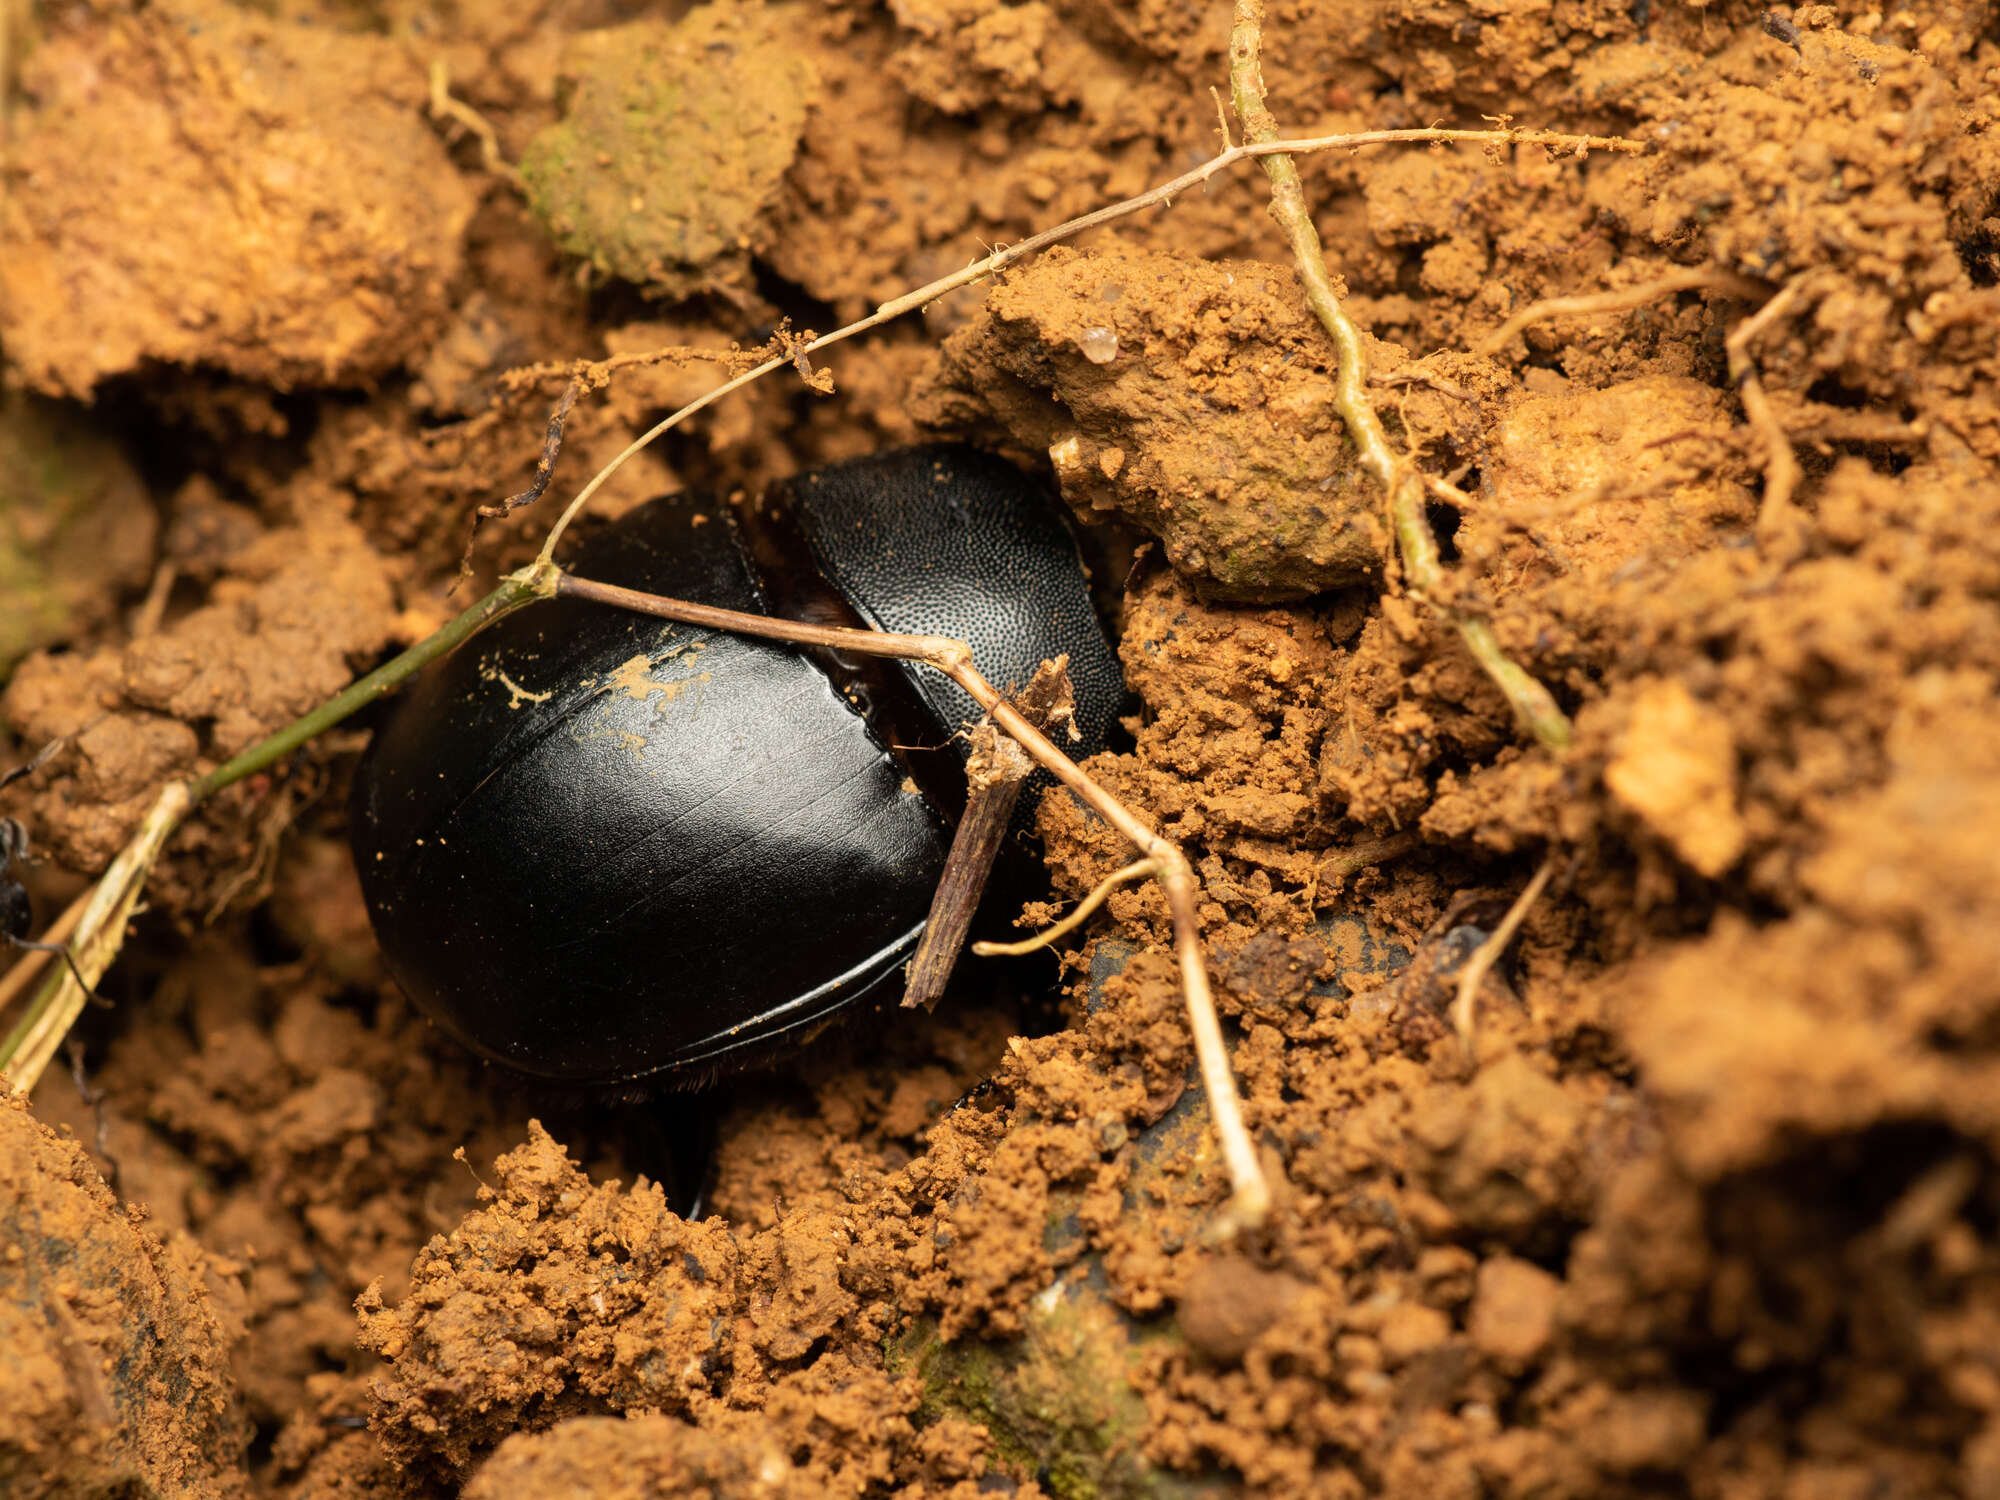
xmin=349 ymin=446 xmax=1122 ymax=1086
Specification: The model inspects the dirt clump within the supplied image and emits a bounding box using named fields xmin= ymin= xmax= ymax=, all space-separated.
xmin=521 ymin=2 xmax=818 ymax=297
xmin=4 ymin=510 xmax=397 ymax=910
xmin=355 ymin=1124 xmax=737 ymax=1477
xmin=24 ymin=926 xmax=544 ymax=1488
xmin=0 ymin=1 xmax=477 ymax=397
xmin=922 ymin=245 xmax=1390 ymax=601
xmin=355 ymin=1122 xmax=954 ymax=1495
xmin=0 ymin=1093 xmax=249 ymax=1498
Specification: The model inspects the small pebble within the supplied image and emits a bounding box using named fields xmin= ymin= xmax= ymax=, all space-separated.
xmin=1078 ymin=326 xmax=1119 ymax=363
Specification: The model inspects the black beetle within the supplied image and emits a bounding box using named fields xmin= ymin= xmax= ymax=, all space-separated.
xmin=349 ymin=445 xmax=1123 ymax=1087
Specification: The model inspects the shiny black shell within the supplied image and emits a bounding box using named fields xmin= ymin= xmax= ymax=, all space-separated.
xmin=349 ymin=446 xmax=1122 ymax=1085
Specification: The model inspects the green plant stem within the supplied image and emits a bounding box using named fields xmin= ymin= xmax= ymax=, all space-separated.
xmin=189 ymin=575 xmax=545 ymax=805
xmin=1227 ymin=0 xmax=1571 ymax=751
xmin=1 ymin=573 xmax=552 ymax=1090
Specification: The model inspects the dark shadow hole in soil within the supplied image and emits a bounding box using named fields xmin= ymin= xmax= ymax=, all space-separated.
xmin=58 ymin=911 xmax=180 ymax=1083
xmin=1514 ymin=1215 xmax=1594 ymax=1276
xmin=1802 ymin=375 xmax=1874 ymax=411
xmin=1830 ymin=441 xmax=1915 ymax=479
xmin=106 ymin=368 xmax=325 ymax=501
xmin=92 ymin=376 xmax=203 ymax=499
xmin=325 ymin=982 xmax=384 ymax=1030
xmin=1521 ymin=345 xmax=1568 ymax=376
xmin=1549 ymin=1022 xmax=1636 ymax=1081
xmin=247 ymin=903 xmax=306 ymax=967
xmin=1426 ymin=499 xmax=1462 ymax=562
xmin=1956 ymin=216 xmax=2000 ymax=286
xmin=1392 ymin=252 xmax=1429 ymax=302
xmin=583 ymin=275 xmax=674 ymax=334
xmin=1095 ymin=705 xmax=1138 ymax=759
xmin=1694 ymin=317 xmax=1732 ymax=388
xmin=749 ymin=260 xmax=844 ymax=347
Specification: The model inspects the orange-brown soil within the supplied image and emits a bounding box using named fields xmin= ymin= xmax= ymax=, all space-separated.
xmin=4 ymin=0 xmax=2000 ymax=1495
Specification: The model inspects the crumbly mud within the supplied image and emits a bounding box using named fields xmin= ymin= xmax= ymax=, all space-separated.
xmin=4 ymin=0 xmax=2000 ymax=1495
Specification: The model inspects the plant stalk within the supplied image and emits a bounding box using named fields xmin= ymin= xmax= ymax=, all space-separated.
xmin=1228 ymin=0 xmax=1572 ymax=751
xmin=1 ymin=574 xmax=552 ymax=1091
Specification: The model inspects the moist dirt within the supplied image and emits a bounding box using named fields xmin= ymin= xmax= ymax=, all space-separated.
xmin=3 ymin=0 xmax=2000 ymax=1495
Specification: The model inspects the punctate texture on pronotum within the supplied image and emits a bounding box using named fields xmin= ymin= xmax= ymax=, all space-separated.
xmin=348 ymin=446 xmax=1123 ymax=1086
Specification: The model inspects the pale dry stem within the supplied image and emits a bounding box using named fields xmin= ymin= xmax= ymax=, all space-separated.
xmin=538 ymin=123 xmax=1641 ymax=565
xmin=0 ymin=578 xmax=550 ymax=1088
xmin=1227 ymin=0 xmax=1572 ymax=752
xmin=552 ymin=568 xmax=1273 ymax=1230
xmin=0 ymin=887 xmax=91 ymax=1017
xmin=2 ymin=782 xmax=190 ymax=1093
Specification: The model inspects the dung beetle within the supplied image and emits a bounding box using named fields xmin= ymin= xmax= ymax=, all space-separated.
xmin=349 ymin=445 xmax=1123 ymax=1087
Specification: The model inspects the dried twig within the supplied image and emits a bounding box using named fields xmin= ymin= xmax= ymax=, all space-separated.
xmin=1227 ymin=0 xmax=1573 ymax=752
xmin=1 ymin=783 xmax=189 ymax=1091
xmin=904 ymin=654 xmax=1079 ymax=1010
xmin=902 ymin=725 xmax=1035 ymax=1011
xmin=1476 ymin=267 xmax=1770 ymax=358
xmin=460 ymin=342 xmax=775 ymax=570
xmin=0 ymin=886 xmax=89 ymax=1017
xmin=481 ymin=382 xmax=580 ymax=524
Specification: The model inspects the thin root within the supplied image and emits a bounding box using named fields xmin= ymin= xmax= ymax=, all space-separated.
xmin=973 ymin=857 xmax=1162 ymax=958
xmin=1726 ymin=273 xmax=1813 ymax=545
xmin=1476 ymin=267 xmax=1769 ymax=358
xmin=1313 ymin=831 xmax=1421 ymax=894
xmin=427 ymin=61 xmax=524 ymax=190
xmin=1451 ymin=853 xmax=1558 ymax=1056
